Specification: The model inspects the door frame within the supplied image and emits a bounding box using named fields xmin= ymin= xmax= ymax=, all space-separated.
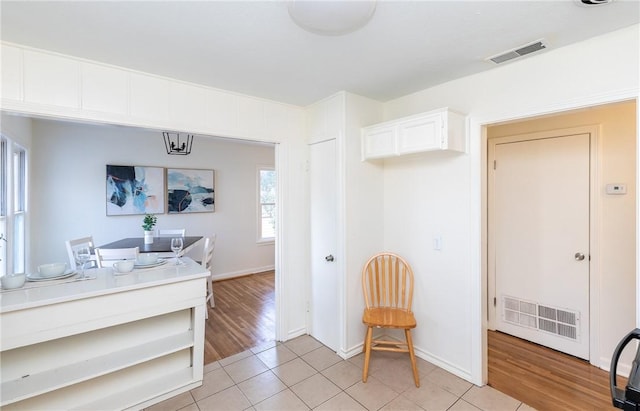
xmin=487 ymin=126 xmax=601 ymax=363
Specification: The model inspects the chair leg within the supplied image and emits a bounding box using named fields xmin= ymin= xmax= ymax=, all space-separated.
xmin=207 ymin=275 xmax=215 ymax=308
xmin=405 ymin=329 xmax=420 ymax=387
xmin=362 ymin=326 xmax=373 ymax=383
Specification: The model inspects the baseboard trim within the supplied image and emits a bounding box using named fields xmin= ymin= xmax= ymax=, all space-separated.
xmin=211 ymin=265 xmax=275 ymax=282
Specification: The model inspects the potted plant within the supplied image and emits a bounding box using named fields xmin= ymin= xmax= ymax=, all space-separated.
xmin=142 ymin=214 xmax=157 ymax=244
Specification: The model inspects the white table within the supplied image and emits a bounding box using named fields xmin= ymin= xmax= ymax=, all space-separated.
xmin=0 ymin=258 xmax=208 ymax=410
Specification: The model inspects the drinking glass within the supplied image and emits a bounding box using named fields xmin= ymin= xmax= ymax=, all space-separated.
xmin=74 ymin=246 xmax=91 ymax=280
xmin=171 ymin=237 xmax=184 ymax=265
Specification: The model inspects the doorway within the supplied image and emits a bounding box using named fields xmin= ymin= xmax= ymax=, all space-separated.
xmin=484 ymin=99 xmax=637 ymax=382
xmin=488 ymin=129 xmax=592 ymax=359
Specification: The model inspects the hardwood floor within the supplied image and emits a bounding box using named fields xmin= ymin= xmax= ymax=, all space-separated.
xmin=202 ymin=275 xmax=621 ymax=410
xmin=203 ymin=270 xmax=275 ymax=364
xmin=488 ymin=330 xmax=619 ymax=411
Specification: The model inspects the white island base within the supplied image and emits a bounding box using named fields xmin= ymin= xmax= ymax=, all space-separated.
xmin=0 ymin=258 xmax=209 ymax=410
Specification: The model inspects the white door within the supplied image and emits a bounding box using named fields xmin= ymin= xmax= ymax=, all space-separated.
xmin=491 ymin=133 xmax=590 ymax=359
xmin=309 ymin=139 xmax=338 ymax=351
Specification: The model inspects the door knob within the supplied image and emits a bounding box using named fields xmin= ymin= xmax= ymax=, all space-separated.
xmin=574 ymin=252 xmax=585 ymax=261
xmin=325 ymin=254 xmax=334 ymax=262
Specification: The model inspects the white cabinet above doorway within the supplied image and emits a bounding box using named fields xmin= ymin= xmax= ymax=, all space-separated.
xmin=361 ymin=108 xmax=466 ymax=160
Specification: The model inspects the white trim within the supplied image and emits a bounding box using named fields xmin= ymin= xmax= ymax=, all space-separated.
xmin=211 ymin=264 xmax=276 ymax=282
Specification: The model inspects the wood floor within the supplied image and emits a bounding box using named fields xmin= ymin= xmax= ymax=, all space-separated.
xmin=488 ymin=330 xmax=619 ymax=411
xmin=202 ymin=275 xmax=619 ymax=409
xmin=203 ymin=270 xmax=275 ymax=364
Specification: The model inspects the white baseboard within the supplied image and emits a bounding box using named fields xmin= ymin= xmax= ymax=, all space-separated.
xmin=211 ymin=265 xmax=275 ymax=282
xmin=286 ymin=327 xmax=308 ymax=342
xmin=343 ymin=332 xmax=476 ymax=386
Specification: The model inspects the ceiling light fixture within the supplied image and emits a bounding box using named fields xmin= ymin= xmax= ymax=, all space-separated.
xmin=163 ymin=132 xmax=194 ymax=155
xmin=288 ymin=0 xmax=377 ymax=36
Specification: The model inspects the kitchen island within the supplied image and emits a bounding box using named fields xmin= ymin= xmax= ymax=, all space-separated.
xmin=0 ymin=258 xmax=208 ymax=410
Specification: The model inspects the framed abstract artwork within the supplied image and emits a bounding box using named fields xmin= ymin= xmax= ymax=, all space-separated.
xmin=166 ymin=168 xmax=215 ymax=213
xmin=106 ymin=165 xmax=165 ymax=216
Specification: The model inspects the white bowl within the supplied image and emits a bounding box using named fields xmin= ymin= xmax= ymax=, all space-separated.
xmin=137 ymin=253 xmax=159 ymax=265
xmin=1 ymin=273 xmax=26 ymax=289
xmin=37 ymin=262 xmax=67 ymax=277
xmin=113 ymin=260 xmax=135 ymax=273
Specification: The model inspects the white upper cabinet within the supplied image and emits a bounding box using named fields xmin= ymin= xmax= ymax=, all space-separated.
xmin=1 ymin=45 xmax=23 ymax=101
xmin=81 ymin=63 xmax=128 ymax=115
xmin=23 ymin=51 xmax=79 ymax=108
xmin=361 ymin=108 xmax=466 ymax=160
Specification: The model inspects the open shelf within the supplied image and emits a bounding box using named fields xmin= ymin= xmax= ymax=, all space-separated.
xmin=1 ymin=330 xmax=194 ymax=406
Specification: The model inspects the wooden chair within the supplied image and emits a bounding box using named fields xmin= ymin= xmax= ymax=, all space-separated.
xmin=201 ymin=235 xmax=217 ymax=318
xmin=157 ymin=228 xmax=186 ymax=237
xmin=361 ymin=252 xmax=419 ymax=387
xmin=95 ymin=247 xmax=139 ymax=268
xmin=65 ymin=236 xmax=97 ymax=270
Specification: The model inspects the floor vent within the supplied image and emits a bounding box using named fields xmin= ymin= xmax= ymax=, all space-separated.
xmin=503 ymin=296 xmax=579 ymax=341
xmin=487 ymin=40 xmax=547 ymax=64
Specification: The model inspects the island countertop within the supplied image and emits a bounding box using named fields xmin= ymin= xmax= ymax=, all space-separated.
xmin=1 ymin=257 xmax=209 ymax=313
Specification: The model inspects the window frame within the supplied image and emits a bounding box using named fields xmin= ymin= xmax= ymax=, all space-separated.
xmin=257 ymin=166 xmax=276 ymax=244
xmin=0 ymin=135 xmax=28 ymax=276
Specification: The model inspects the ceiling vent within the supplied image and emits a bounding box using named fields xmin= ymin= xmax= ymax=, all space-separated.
xmin=487 ymin=39 xmax=547 ymax=64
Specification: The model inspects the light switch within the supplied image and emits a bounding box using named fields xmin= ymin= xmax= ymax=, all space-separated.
xmin=433 ymin=236 xmax=442 ymax=251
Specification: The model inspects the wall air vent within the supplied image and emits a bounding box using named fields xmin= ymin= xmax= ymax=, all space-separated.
xmin=502 ymin=295 xmax=579 ymax=341
xmin=487 ymin=40 xmax=547 ymax=65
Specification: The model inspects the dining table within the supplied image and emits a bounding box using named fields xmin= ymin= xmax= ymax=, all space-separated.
xmin=97 ymin=236 xmax=203 ymax=258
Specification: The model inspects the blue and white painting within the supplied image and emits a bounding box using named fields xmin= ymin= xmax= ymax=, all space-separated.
xmin=106 ymin=165 xmax=165 ymax=215
xmin=167 ymin=168 xmax=215 ymax=213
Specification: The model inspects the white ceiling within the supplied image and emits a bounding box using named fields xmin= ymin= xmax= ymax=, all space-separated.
xmin=1 ymin=1 xmax=639 ymax=107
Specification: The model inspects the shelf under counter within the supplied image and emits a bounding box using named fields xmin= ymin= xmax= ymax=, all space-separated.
xmin=0 ymin=258 xmax=208 ymax=410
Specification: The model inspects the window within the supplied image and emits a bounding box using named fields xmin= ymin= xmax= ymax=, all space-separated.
xmin=0 ymin=135 xmax=27 ymax=275
xmin=258 ymin=168 xmax=276 ymax=242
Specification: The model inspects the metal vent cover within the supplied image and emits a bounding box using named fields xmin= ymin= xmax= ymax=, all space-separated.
xmin=487 ymin=40 xmax=547 ymax=64
xmin=502 ymin=295 xmax=579 ymax=341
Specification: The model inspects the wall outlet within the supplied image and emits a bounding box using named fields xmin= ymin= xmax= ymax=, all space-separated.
xmin=605 ymin=184 xmax=626 ymax=195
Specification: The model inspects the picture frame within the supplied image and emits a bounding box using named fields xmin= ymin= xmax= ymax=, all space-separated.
xmin=106 ymin=165 xmax=165 ymax=216
xmin=166 ymin=168 xmax=215 ymax=213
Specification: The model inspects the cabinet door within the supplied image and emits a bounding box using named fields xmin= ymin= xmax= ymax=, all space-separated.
xmin=362 ymin=125 xmax=396 ymax=159
xmin=397 ymin=113 xmax=442 ymax=154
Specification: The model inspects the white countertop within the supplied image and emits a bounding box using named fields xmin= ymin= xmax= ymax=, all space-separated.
xmin=0 ymin=258 xmax=209 ymax=313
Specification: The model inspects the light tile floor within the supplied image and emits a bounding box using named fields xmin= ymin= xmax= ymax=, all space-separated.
xmin=146 ymin=336 xmax=536 ymax=411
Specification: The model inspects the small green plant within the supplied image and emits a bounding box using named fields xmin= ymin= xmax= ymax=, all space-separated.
xmin=141 ymin=214 xmax=157 ymax=231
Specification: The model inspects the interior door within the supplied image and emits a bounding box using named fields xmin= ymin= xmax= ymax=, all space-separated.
xmin=491 ymin=133 xmax=590 ymax=359
xmin=309 ymin=139 xmax=338 ymax=351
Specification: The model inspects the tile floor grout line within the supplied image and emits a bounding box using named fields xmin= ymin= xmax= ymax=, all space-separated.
xmin=147 ymin=335 xmax=535 ymax=411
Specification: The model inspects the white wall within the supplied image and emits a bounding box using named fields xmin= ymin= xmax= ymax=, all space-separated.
xmin=379 ymin=25 xmax=639 ymax=383
xmin=0 ymin=113 xmax=32 ymax=149
xmin=27 ymin=118 xmax=275 ymax=278
xmin=487 ymin=100 xmax=637 ymax=369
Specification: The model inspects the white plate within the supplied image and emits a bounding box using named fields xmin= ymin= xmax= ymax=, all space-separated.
xmin=133 ymin=259 xmax=168 ymax=269
xmin=27 ymin=269 xmax=77 ymax=282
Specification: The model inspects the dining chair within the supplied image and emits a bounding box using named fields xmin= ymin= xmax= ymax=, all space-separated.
xmin=94 ymin=247 xmax=140 ymax=268
xmin=361 ymin=252 xmax=420 ymax=387
xmin=157 ymin=228 xmax=186 ymax=237
xmin=65 ymin=236 xmax=97 ymax=270
xmin=201 ymin=234 xmax=217 ymax=318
